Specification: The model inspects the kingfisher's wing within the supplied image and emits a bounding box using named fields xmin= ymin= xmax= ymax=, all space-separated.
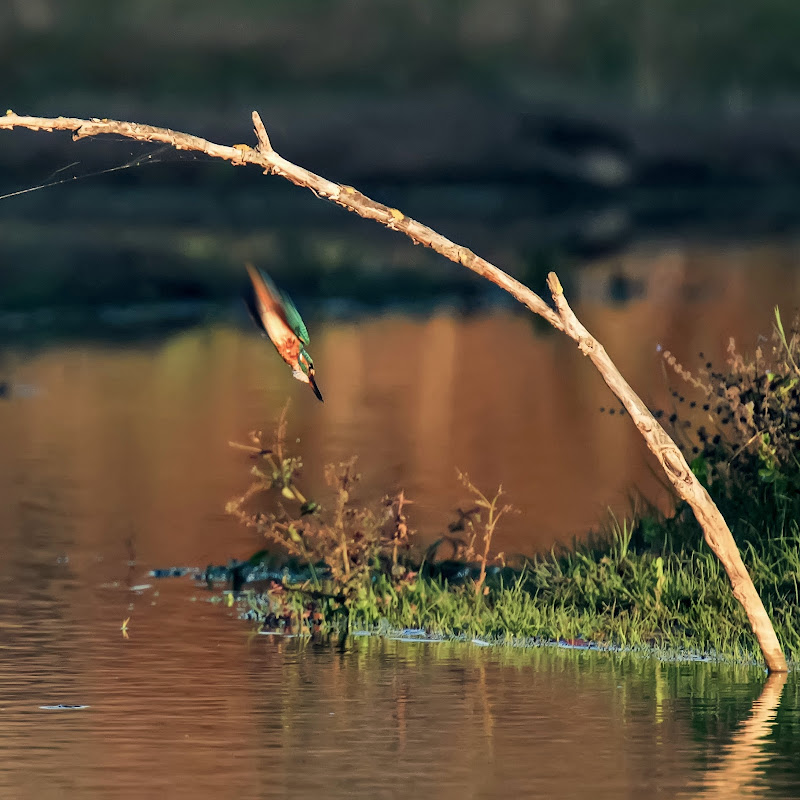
xmin=244 ymin=264 xmax=310 ymax=345
xmin=278 ymin=289 xmax=310 ymax=346
xmin=243 ymin=271 xmax=267 ymax=335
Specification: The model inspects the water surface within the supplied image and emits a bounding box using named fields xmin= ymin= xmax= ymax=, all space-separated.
xmin=2 ymin=237 xmax=800 ymax=797
xmin=1 ymin=582 xmax=798 ymax=798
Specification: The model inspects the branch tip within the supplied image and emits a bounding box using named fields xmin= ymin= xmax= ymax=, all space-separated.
xmin=547 ymin=272 xmax=563 ymax=296
xmin=251 ymin=111 xmax=273 ymax=154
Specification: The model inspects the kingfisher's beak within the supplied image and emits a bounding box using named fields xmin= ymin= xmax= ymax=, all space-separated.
xmin=308 ymin=371 xmax=324 ymax=402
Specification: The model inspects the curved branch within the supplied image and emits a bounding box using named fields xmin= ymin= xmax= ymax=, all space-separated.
xmin=0 ymin=109 xmax=787 ymax=671
xmin=546 ymin=274 xmax=787 ymax=672
xmin=0 ymin=110 xmax=563 ymax=331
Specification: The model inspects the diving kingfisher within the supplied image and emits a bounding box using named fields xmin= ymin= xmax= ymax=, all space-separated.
xmin=244 ymin=264 xmax=323 ymax=402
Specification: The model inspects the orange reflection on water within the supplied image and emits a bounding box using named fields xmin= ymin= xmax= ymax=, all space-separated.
xmin=3 ymin=241 xmax=800 ymax=565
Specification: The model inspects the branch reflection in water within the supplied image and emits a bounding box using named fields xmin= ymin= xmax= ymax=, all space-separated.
xmin=686 ymin=671 xmax=787 ymax=800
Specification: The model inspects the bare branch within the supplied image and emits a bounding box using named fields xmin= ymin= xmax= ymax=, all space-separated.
xmin=0 ymin=109 xmax=786 ymax=671
xmin=0 ymin=110 xmax=563 ymax=331
xmin=546 ymin=273 xmax=787 ymax=672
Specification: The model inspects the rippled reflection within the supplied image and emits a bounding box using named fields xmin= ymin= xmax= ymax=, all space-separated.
xmin=685 ymin=672 xmax=788 ymax=800
xmin=0 ymin=604 xmax=798 ymax=799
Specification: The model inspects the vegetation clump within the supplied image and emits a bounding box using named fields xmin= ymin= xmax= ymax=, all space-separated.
xmin=657 ymin=308 xmax=800 ymax=545
xmin=225 ymin=406 xmax=512 ymax=635
xmin=224 ymin=312 xmax=800 ymax=665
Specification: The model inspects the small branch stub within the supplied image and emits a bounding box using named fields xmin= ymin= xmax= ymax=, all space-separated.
xmin=252 ymin=111 xmax=274 ymax=154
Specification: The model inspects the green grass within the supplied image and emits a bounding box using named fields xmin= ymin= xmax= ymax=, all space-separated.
xmin=238 ymin=517 xmax=800 ymax=666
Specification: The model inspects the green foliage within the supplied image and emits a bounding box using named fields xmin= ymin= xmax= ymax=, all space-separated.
xmin=240 ymin=517 xmax=800 ymax=663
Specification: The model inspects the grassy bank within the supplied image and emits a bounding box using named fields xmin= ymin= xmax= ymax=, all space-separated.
xmin=235 ymin=519 xmax=800 ymax=665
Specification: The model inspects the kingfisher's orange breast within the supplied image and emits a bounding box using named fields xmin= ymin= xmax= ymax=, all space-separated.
xmin=246 ymin=265 xmax=303 ymax=368
xmin=275 ymin=334 xmax=301 ymax=366
xmin=259 ymin=308 xmax=300 ymax=365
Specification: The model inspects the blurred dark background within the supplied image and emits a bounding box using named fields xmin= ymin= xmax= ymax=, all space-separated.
xmin=3 ymin=0 xmax=800 ymax=312
xmin=4 ymin=0 xmax=800 ymax=587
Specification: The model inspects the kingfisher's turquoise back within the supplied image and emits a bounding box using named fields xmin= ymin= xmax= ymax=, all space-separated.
xmin=257 ymin=268 xmax=310 ymax=345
